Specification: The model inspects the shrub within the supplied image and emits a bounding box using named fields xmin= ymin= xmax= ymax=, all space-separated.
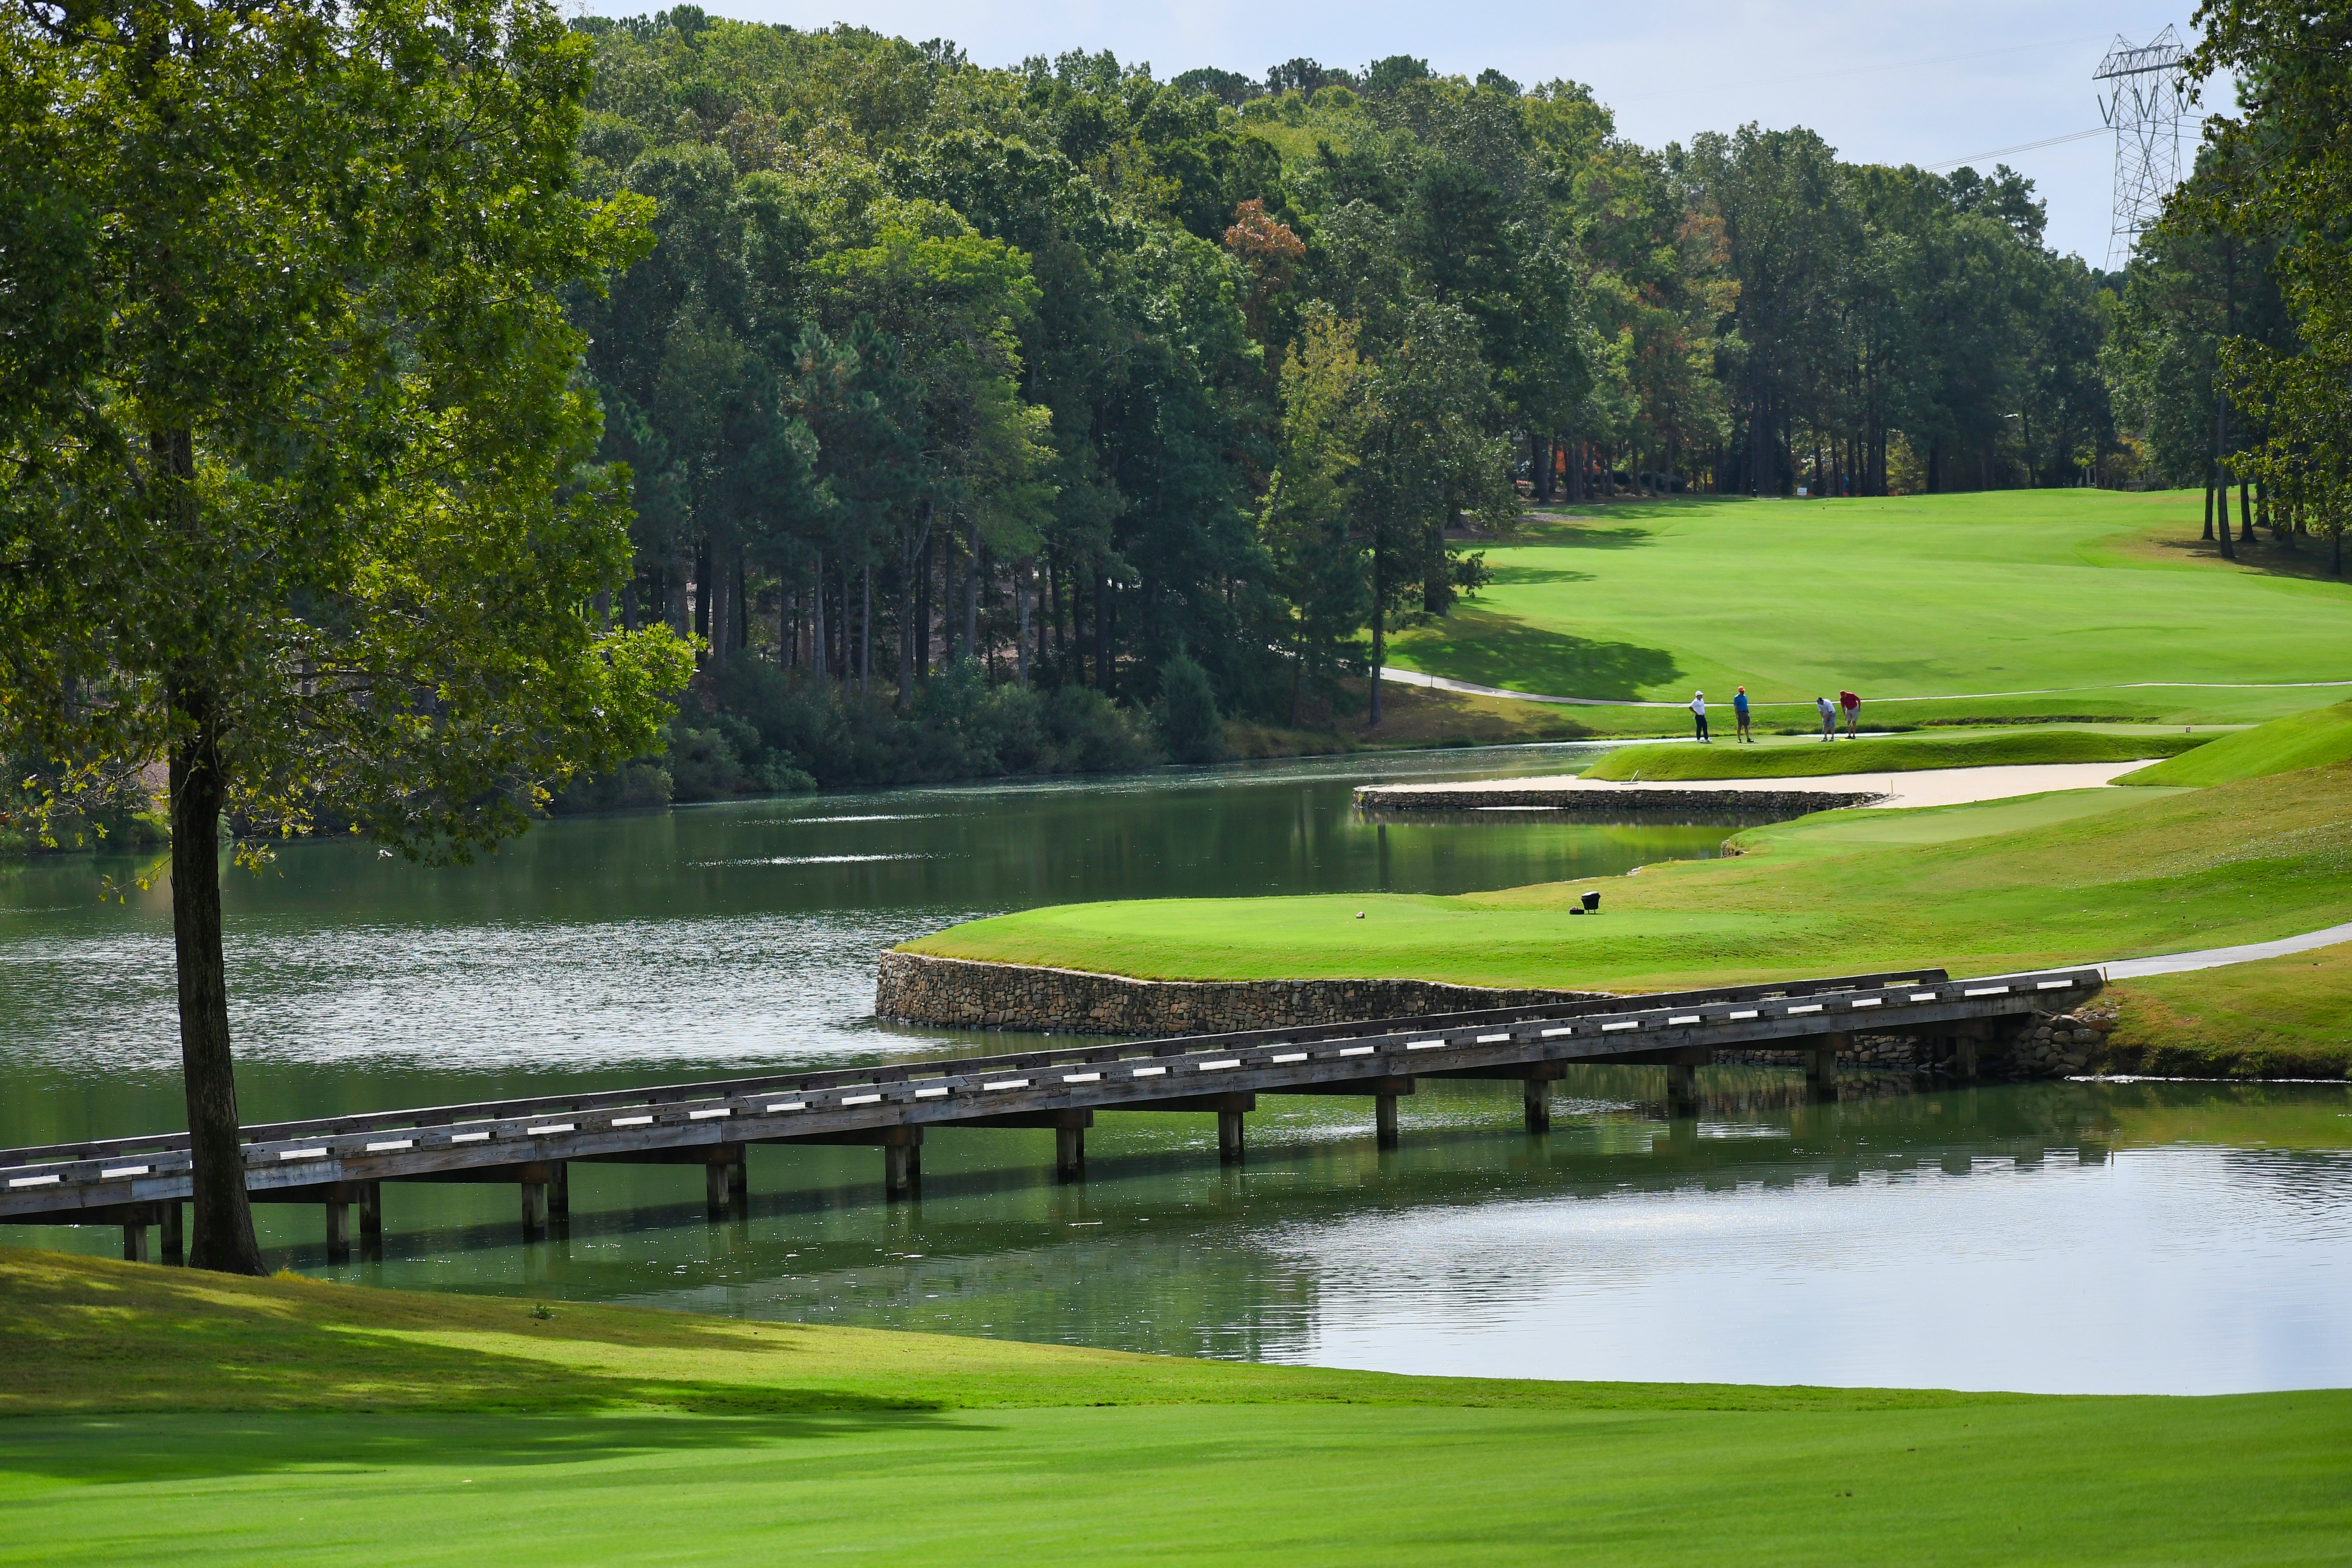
xmin=549 ymin=656 xmax=1164 ymax=814
xmin=1155 ymin=652 xmax=1225 ymax=764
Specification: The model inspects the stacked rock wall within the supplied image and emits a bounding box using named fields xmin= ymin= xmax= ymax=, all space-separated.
xmin=1353 ymin=785 xmax=1885 ymax=816
xmin=877 ymin=951 xmax=2110 ymax=1077
xmin=875 ymin=950 xmax=1609 ymax=1036
xmin=1998 ymin=1003 xmax=2118 ymax=1077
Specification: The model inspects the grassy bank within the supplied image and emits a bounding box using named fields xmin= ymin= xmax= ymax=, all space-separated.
xmin=1389 ymin=490 xmax=2352 ymax=729
xmin=2120 ymin=700 xmax=2352 ymax=787
xmin=907 ymin=764 xmax=2350 ymax=992
xmin=1582 ymin=727 xmax=2208 ymax=781
xmin=4 ymin=1248 xmax=2347 ymax=1566
xmin=2104 ymin=942 xmax=2352 ymax=1079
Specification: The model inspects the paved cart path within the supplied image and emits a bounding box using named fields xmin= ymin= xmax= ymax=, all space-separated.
xmin=1378 ymin=663 xmax=2352 ymax=710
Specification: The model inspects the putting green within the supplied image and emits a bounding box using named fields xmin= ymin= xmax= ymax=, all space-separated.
xmin=4 ymin=1250 xmax=2347 ymax=1566
xmin=907 ymin=765 xmax=2352 ymax=992
xmin=1390 ymin=490 xmax=2352 ymax=727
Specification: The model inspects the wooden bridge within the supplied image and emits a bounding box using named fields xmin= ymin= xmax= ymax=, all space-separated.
xmin=0 ymin=963 xmax=2099 ymax=1264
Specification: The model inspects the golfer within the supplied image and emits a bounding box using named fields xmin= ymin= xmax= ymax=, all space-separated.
xmin=1690 ymin=689 xmax=1710 ymax=742
xmin=1734 ymin=686 xmax=1752 ymax=743
xmin=1840 ymin=689 xmax=1861 ymax=739
xmin=1816 ymin=695 xmax=1836 ymax=740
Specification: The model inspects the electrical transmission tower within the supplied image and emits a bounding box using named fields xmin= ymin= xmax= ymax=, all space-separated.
xmin=2096 ymin=26 xmax=2189 ymax=268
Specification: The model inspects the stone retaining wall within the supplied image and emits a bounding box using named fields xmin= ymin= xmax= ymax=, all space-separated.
xmin=2004 ymin=1003 xmax=2118 ymax=1077
xmin=1718 ymin=1032 xmax=1927 ymax=1069
xmin=877 ymin=951 xmax=2108 ymax=1078
xmin=1352 ymin=785 xmax=1886 ymax=816
xmin=876 ymin=950 xmax=1609 ymax=1036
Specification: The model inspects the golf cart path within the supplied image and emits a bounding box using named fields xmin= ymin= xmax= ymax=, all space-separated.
xmin=1379 ymin=663 xmax=2352 ymax=710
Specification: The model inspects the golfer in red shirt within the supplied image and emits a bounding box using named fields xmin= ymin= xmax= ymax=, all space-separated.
xmin=1839 ymin=690 xmax=1860 ymax=739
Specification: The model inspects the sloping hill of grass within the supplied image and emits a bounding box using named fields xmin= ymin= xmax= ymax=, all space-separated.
xmin=5 ymin=1248 xmax=2349 ymax=1568
xmin=2118 ymin=701 xmax=2352 ymax=787
xmin=2102 ymin=941 xmax=2352 ymax=1079
xmin=906 ymin=765 xmax=2349 ymax=992
xmin=1582 ymin=728 xmax=2205 ymax=781
xmin=1384 ymin=490 xmax=2352 ymax=730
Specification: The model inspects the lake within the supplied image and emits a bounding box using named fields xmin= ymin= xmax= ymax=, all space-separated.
xmin=4 ymin=745 xmax=2348 ymax=1396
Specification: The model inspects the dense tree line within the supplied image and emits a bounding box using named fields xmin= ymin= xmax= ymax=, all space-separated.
xmin=2106 ymin=0 xmax=2352 ymax=573
xmin=555 ymin=11 xmax=2121 ymax=792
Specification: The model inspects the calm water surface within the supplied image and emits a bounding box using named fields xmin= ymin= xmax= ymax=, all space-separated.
xmin=4 ymin=745 xmax=2348 ymax=1396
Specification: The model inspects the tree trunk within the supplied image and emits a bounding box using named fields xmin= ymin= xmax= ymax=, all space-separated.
xmin=2214 ymin=389 xmax=2237 ymax=564
xmin=1094 ymin=567 xmax=1113 ymax=694
xmin=964 ymin=519 xmax=981 ymax=663
xmin=1017 ymin=561 xmax=1032 ymax=685
xmin=169 ymin=685 xmax=266 ymax=1276
xmin=916 ymin=530 xmax=935 ymax=681
xmin=2238 ymin=479 xmax=2254 ymax=544
xmin=2203 ymin=478 xmax=2215 ymax=541
xmin=1532 ymin=434 xmax=1552 ymax=503
xmin=692 ymin=534 xmax=712 ymax=654
xmin=811 ymin=552 xmax=827 ymax=678
xmin=1367 ymin=545 xmax=1384 ymax=727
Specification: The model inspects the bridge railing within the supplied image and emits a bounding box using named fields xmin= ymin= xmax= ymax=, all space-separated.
xmin=0 ymin=966 xmax=2108 ymax=1226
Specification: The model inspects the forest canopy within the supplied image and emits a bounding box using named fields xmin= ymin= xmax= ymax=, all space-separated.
xmin=561 ymin=10 xmax=2134 ymax=779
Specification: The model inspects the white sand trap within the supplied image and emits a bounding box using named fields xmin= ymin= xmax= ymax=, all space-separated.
xmin=1377 ymin=760 xmax=2164 ymax=810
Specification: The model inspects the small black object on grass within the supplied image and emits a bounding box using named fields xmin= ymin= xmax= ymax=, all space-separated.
xmin=1581 ymin=890 xmax=1601 ymax=913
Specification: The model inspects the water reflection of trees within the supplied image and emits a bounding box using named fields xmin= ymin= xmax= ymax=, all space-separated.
xmin=158 ymin=1072 xmax=2352 ymax=1367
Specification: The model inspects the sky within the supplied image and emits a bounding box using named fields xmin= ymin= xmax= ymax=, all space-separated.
xmin=586 ymin=0 xmax=2227 ymax=267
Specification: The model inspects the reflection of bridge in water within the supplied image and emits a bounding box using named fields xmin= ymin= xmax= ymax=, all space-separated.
xmin=1 ymin=964 xmax=2099 ymax=1265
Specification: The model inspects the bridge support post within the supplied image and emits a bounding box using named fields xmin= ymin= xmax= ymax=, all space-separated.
xmin=1375 ymin=1094 xmax=1400 ymax=1149
xmin=883 ymin=1142 xmax=914 ymax=1198
xmin=1522 ymin=1077 xmax=1552 ymax=1133
xmin=325 ymin=1199 xmax=351 ymax=1263
xmin=1808 ymin=1034 xmax=1846 ymax=1100
xmin=1666 ymin=1063 xmax=1699 ymax=1119
xmin=1218 ymin=1110 xmax=1246 ymax=1164
xmin=1955 ymin=1023 xmax=1982 ymax=1081
xmin=547 ymin=1164 xmax=570 ymax=1223
xmin=357 ymin=1182 xmax=383 ymax=1259
xmin=1056 ymin=1125 xmax=1085 ymax=1181
xmin=520 ymin=1179 xmax=549 ymax=1240
xmin=705 ymin=1146 xmax=747 ymax=1219
xmin=160 ymin=1201 xmax=184 ymax=1266
xmin=121 ymin=1219 xmax=148 ymax=1263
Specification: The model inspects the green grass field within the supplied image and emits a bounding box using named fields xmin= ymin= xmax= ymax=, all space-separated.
xmin=909 ymin=762 xmax=2351 ymax=993
xmin=1390 ymin=490 xmax=2352 ymax=731
xmin=2120 ymin=701 xmax=2352 ymax=787
xmin=5 ymin=1248 xmax=2348 ymax=1566
xmin=1583 ymin=726 xmax=2209 ymax=781
xmin=2106 ymin=941 xmax=2352 ymax=1078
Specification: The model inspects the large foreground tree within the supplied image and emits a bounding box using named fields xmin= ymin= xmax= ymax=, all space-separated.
xmin=0 ymin=0 xmax=692 ymax=1273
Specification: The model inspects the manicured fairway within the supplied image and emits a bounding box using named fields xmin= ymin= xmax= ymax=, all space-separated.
xmin=5 ymin=1251 xmax=2348 ymax=1567
xmin=1582 ymin=726 xmax=2208 ymax=781
xmin=908 ymin=764 xmax=2352 ymax=992
xmin=1389 ymin=490 xmax=2352 ymax=727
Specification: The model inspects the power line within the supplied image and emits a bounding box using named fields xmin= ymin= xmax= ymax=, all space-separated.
xmin=1923 ymin=126 xmax=2109 ymax=170
xmin=1924 ymin=113 xmax=2210 ymax=174
xmin=1611 ymin=35 xmax=2105 ymax=106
